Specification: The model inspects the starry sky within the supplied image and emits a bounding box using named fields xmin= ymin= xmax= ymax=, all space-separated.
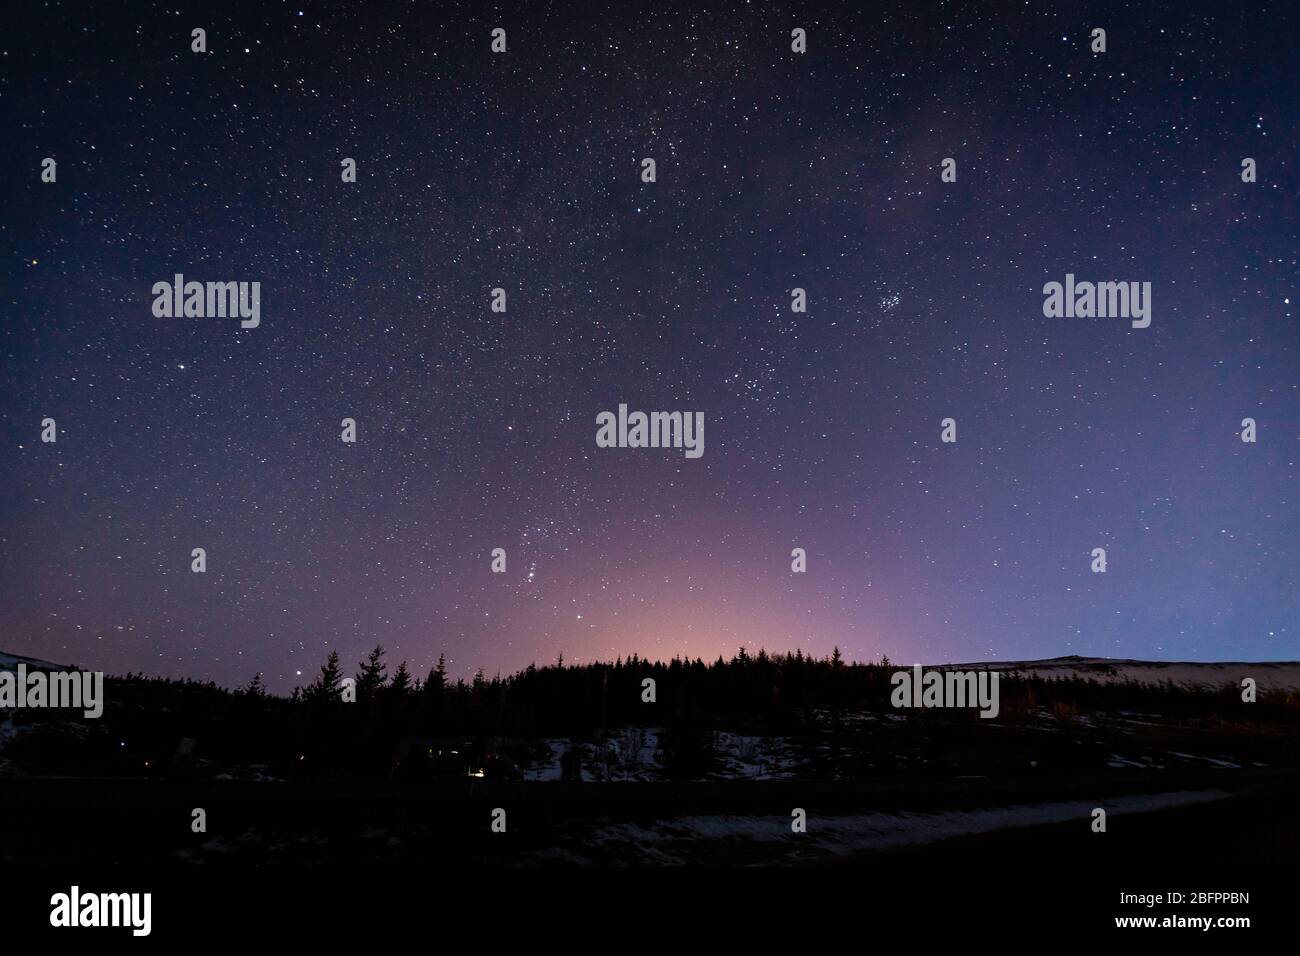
xmin=2 ymin=1 xmax=1296 ymax=691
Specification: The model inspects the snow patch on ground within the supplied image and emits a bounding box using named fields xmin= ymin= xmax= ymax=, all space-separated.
xmin=540 ymin=789 xmax=1231 ymax=864
xmin=521 ymin=727 xmax=803 ymax=782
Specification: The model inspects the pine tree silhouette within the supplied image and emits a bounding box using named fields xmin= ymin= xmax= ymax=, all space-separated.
xmin=390 ymin=661 xmax=411 ymax=696
xmin=355 ymin=645 xmax=388 ymax=701
xmin=426 ymin=653 xmax=447 ymax=691
xmin=306 ymin=650 xmax=343 ymax=703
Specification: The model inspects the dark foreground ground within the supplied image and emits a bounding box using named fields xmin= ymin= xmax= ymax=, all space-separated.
xmin=2 ymin=766 xmax=1295 ymax=867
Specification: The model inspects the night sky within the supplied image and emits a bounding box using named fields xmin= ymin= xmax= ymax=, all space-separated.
xmin=2 ymin=1 xmax=1296 ymax=691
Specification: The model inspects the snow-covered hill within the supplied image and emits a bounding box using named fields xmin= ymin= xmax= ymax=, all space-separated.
xmin=0 ymin=651 xmax=65 ymax=671
xmin=939 ymin=655 xmax=1300 ymax=692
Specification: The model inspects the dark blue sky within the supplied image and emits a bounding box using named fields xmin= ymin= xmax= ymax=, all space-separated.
xmin=2 ymin=1 xmax=1296 ymax=690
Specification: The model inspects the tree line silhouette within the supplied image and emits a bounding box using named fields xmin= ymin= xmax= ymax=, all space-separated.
xmin=3 ymin=646 xmax=1296 ymax=779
